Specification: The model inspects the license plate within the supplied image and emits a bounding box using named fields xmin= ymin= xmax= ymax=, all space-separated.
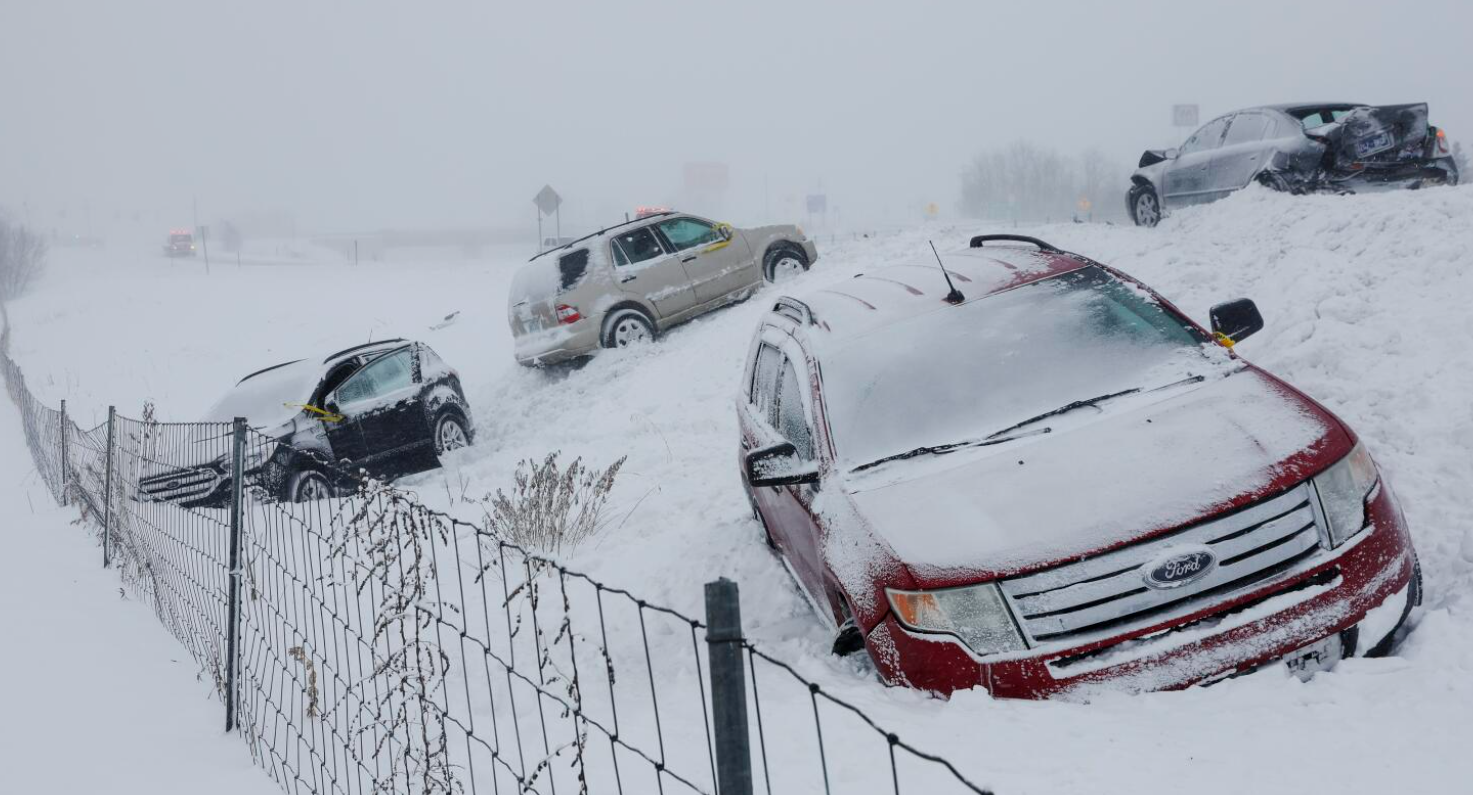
xmin=1285 ymin=634 xmax=1344 ymax=680
xmin=1355 ymin=130 xmax=1394 ymax=158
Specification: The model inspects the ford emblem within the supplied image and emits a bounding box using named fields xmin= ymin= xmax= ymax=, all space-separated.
xmin=1142 ymin=549 xmax=1216 ymax=590
xmin=165 ymin=480 xmax=181 ymax=490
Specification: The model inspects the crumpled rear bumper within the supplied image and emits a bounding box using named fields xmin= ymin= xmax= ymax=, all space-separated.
xmin=866 ymin=483 xmax=1418 ymax=699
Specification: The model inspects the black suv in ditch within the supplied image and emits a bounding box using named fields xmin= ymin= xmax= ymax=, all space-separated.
xmin=139 ymin=339 xmax=474 ymax=505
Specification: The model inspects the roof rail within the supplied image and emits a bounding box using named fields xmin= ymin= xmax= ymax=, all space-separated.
xmin=324 ymin=338 xmax=407 ymax=363
xmin=528 ymin=211 xmax=679 ymax=262
xmin=968 ymin=234 xmax=1062 ymax=253
xmin=237 ymin=359 xmax=305 ymax=386
xmin=772 ymin=297 xmax=816 ymax=326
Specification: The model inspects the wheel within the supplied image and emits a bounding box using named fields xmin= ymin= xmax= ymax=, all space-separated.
xmin=286 ymin=469 xmax=333 ymax=503
xmin=1364 ymin=560 xmax=1422 ymax=658
xmin=1130 ymin=184 xmax=1161 ymax=228
xmin=433 ymin=412 xmax=471 ymax=456
xmin=763 ymin=246 xmax=809 ymax=283
xmin=601 ymin=309 xmax=654 ymax=349
xmin=1255 ymin=169 xmax=1296 ymax=194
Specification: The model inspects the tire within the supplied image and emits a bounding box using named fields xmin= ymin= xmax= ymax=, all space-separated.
xmin=1255 ymin=169 xmax=1292 ymax=192
xmin=763 ymin=245 xmax=809 ymax=283
xmin=286 ymin=469 xmax=333 ymax=503
xmin=1130 ymin=184 xmax=1162 ymax=228
xmin=1364 ymin=560 xmax=1422 ymax=658
xmin=601 ymin=308 xmax=655 ymax=349
xmin=433 ymin=411 xmax=471 ymax=457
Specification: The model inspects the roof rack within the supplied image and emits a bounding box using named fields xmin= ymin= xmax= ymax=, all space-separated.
xmin=772 ymin=297 xmax=817 ymax=326
xmin=324 ymin=338 xmax=407 ymax=363
xmin=237 ymin=359 xmax=305 ymax=386
xmin=528 ymin=211 xmax=680 ymax=262
xmin=968 ymin=234 xmax=1062 ymax=253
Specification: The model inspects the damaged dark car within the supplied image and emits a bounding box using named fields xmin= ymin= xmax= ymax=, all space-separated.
xmin=1129 ymin=102 xmax=1459 ymax=227
xmin=138 ymin=339 xmax=474 ymax=506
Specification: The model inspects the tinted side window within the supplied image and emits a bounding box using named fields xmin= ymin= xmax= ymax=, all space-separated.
xmin=1180 ymin=117 xmax=1229 ymax=155
xmin=752 ymin=343 xmax=782 ymax=426
xmin=611 ymin=227 xmax=665 ymax=267
xmin=1224 ymin=113 xmax=1270 ymax=145
xmin=775 ymin=360 xmax=814 ymax=460
xmin=335 ymin=350 xmax=413 ymax=405
xmin=656 ymin=217 xmax=720 ymax=251
xmin=558 ymin=249 xmax=590 ymax=291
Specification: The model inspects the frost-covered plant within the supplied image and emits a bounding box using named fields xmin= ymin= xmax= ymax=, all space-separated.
xmin=481 ymin=452 xmax=626 ymax=555
xmin=0 ymin=215 xmax=47 ymax=301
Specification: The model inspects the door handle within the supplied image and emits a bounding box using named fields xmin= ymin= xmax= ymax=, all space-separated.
xmin=681 ymin=255 xmax=697 ymax=263
xmin=620 ymin=275 xmax=637 ymax=284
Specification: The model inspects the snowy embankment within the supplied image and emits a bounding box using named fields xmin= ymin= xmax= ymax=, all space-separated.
xmin=5 ymin=186 xmax=1472 ymax=793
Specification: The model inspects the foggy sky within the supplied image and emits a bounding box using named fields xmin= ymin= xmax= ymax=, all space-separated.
xmin=3 ymin=0 xmax=1468 ymax=235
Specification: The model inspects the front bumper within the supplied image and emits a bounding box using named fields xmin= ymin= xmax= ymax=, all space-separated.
xmin=867 ymin=483 xmax=1417 ymax=698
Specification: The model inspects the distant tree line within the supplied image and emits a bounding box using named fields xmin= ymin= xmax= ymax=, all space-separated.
xmin=959 ymin=143 xmax=1128 ymax=222
xmin=0 ymin=214 xmax=48 ymax=301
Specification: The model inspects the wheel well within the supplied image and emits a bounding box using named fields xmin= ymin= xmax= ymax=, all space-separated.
xmin=764 ymin=241 xmax=806 ymax=263
xmin=600 ymin=301 xmax=657 ymax=343
xmin=433 ymin=403 xmax=472 ymax=440
xmin=1130 ymin=175 xmax=1154 ymax=190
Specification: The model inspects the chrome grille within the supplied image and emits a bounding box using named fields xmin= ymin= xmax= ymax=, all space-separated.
xmin=999 ymin=482 xmax=1325 ymax=648
xmin=138 ymin=466 xmax=222 ymax=504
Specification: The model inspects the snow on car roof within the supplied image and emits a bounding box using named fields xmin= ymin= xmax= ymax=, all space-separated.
xmin=786 ymin=245 xmax=1088 ymax=342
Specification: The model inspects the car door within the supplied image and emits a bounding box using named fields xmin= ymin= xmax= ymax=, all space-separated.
xmin=609 ymin=225 xmax=699 ymax=319
xmin=327 ymin=347 xmax=425 ymax=476
xmin=1210 ymin=112 xmax=1275 ymax=195
xmin=747 ymin=339 xmax=829 ymax=609
xmin=1163 ymin=116 xmax=1230 ymax=208
xmin=653 ymin=216 xmax=756 ymax=304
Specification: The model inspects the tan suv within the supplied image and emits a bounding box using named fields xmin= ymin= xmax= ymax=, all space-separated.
xmin=508 ymin=211 xmax=817 ymax=365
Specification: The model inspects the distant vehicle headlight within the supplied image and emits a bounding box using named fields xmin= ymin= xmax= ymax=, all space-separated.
xmin=1313 ymin=442 xmax=1379 ymax=547
xmin=886 ymin=583 xmax=1026 ymax=656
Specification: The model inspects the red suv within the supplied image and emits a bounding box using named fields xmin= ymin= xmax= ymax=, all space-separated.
xmin=737 ymin=235 xmax=1421 ymax=698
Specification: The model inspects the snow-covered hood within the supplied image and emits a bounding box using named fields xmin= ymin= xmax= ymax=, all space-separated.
xmin=843 ymin=368 xmax=1347 ymax=581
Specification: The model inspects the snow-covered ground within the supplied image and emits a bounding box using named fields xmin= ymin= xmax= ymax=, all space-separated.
xmin=0 ymin=388 xmax=272 ymax=793
xmin=5 ymin=186 xmax=1472 ymax=793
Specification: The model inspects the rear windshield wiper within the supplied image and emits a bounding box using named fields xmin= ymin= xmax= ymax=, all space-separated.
xmin=851 ymin=427 xmax=1051 ymax=474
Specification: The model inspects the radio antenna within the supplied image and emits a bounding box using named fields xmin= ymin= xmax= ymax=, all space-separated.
xmin=929 ymin=241 xmax=965 ymax=304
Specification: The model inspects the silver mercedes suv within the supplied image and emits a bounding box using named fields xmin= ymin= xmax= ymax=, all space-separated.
xmin=508 ymin=211 xmax=817 ymax=365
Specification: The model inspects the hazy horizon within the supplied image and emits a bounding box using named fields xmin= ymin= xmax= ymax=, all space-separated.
xmin=3 ymin=0 xmax=1468 ymax=238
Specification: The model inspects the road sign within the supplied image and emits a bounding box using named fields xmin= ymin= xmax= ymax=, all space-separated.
xmin=1172 ymin=104 xmax=1200 ymax=128
xmin=533 ymin=185 xmax=562 ymax=216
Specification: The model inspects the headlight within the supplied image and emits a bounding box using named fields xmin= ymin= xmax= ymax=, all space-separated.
xmin=221 ymin=437 xmax=278 ymax=477
xmin=886 ymin=583 xmax=1026 ymax=656
xmin=1314 ymin=442 xmax=1379 ymax=547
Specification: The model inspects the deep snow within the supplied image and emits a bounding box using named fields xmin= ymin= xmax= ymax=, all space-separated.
xmin=5 ymin=186 xmax=1472 ymax=793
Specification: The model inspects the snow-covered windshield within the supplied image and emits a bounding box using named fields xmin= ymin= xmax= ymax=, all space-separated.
xmin=823 ymin=266 xmax=1217 ymax=470
xmin=204 ymin=359 xmax=322 ymax=427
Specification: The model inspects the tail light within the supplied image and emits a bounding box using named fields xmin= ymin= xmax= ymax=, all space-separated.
xmin=1436 ymin=128 xmax=1449 ymax=154
xmin=555 ymin=304 xmax=582 ymax=325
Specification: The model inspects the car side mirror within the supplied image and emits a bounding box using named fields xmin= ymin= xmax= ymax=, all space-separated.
xmin=745 ymin=441 xmax=819 ymax=487
xmin=1165 ymin=147 xmax=1181 ymax=160
xmin=1210 ymin=298 xmax=1264 ymax=345
xmin=716 ymin=223 xmax=734 ymax=241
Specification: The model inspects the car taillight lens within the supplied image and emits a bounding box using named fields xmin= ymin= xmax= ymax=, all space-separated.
xmin=555 ymin=304 xmax=581 ymax=324
xmin=887 ymin=583 xmax=1026 ymax=656
xmin=1436 ymin=128 xmax=1449 ymax=154
xmin=1313 ymin=442 xmax=1379 ymax=548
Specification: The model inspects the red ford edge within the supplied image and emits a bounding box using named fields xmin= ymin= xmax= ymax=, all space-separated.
xmin=737 ymin=234 xmax=1420 ymax=698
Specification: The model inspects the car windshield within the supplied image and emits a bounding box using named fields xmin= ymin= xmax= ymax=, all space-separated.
xmin=204 ymin=359 xmax=322 ymax=427
xmin=1297 ymin=108 xmax=1353 ymax=130
xmin=822 ymin=266 xmax=1219 ymax=470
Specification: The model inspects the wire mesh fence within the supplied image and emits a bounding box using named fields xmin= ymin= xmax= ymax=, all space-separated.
xmin=1 ymin=315 xmax=996 ymax=795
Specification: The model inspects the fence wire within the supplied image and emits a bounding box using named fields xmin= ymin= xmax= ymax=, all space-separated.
xmin=1 ymin=315 xmax=995 ymax=795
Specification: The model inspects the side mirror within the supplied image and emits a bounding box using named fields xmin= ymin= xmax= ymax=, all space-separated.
xmin=745 ymin=441 xmax=819 ymax=488
xmin=1210 ymin=298 xmax=1264 ymax=346
xmin=716 ymin=223 xmax=734 ymax=242
xmin=1165 ymin=147 xmax=1181 ymax=160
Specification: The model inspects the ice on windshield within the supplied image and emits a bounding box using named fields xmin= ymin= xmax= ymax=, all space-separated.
xmin=203 ymin=359 xmax=321 ymax=427
xmin=823 ymin=266 xmax=1219 ymax=470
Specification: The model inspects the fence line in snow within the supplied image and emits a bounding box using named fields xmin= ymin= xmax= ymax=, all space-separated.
xmin=0 ymin=310 xmax=994 ymax=795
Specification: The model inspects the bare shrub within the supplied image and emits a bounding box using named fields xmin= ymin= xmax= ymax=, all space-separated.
xmin=482 ymin=452 xmax=626 ymax=555
xmin=0 ymin=215 xmax=48 ymax=301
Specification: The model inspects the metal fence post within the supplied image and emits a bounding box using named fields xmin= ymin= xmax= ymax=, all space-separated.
xmin=224 ymin=417 xmax=246 ymax=732
xmin=705 ymin=578 xmax=753 ymax=795
xmin=102 ymin=406 xmax=116 ymax=568
xmin=58 ymin=399 xmax=69 ymax=505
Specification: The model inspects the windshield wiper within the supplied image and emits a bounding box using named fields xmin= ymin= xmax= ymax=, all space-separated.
xmin=851 ymin=427 xmax=1051 ymax=473
xmin=982 ymin=387 xmax=1143 ymax=441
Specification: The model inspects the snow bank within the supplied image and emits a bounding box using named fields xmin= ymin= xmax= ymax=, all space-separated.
xmin=5 ymin=186 xmax=1472 ymax=793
